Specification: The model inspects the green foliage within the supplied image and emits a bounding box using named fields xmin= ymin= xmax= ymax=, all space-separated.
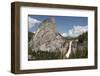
xmin=78 ymin=32 xmax=88 ymax=43
xmin=69 ymin=47 xmax=88 ymax=59
xmin=28 ymin=32 xmax=34 ymax=42
xmin=28 ymin=51 xmax=61 ymax=60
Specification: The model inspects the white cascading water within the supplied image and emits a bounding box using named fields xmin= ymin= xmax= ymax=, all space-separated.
xmin=65 ymin=40 xmax=73 ymax=58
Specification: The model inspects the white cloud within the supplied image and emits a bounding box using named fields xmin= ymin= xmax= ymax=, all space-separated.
xmin=61 ymin=25 xmax=88 ymax=37
xmin=68 ymin=25 xmax=88 ymax=37
xmin=28 ymin=17 xmax=41 ymax=29
xmin=61 ymin=33 xmax=68 ymax=37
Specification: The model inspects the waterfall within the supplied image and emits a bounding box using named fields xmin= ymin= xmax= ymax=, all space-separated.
xmin=65 ymin=40 xmax=73 ymax=58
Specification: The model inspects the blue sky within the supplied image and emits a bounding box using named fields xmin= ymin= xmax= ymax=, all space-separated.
xmin=28 ymin=15 xmax=88 ymax=37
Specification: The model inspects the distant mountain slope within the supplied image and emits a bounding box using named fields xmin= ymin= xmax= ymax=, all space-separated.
xmin=69 ymin=31 xmax=88 ymax=58
xmin=28 ymin=32 xmax=35 ymax=42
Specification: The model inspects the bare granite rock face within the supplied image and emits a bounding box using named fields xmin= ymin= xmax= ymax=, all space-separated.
xmin=29 ymin=17 xmax=69 ymax=59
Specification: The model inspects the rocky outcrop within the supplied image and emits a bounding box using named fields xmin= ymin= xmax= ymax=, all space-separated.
xmin=29 ymin=17 xmax=69 ymax=59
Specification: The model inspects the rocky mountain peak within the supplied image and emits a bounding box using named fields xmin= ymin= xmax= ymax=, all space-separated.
xmin=29 ymin=17 xmax=69 ymax=59
xmin=39 ymin=17 xmax=56 ymax=32
xmin=43 ymin=17 xmax=56 ymax=24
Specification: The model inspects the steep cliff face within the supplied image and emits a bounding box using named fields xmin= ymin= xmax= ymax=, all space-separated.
xmin=69 ymin=32 xmax=88 ymax=58
xmin=32 ymin=17 xmax=57 ymax=51
xmin=28 ymin=17 xmax=69 ymax=60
